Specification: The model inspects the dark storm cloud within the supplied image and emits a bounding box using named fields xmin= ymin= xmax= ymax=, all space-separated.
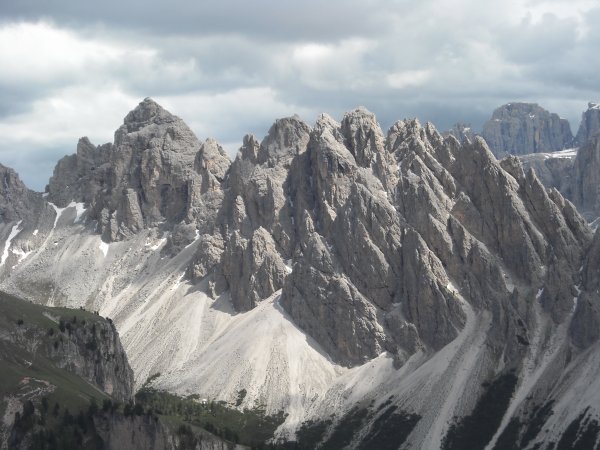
xmin=0 ymin=0 xmax=598 ymax=190
xmin=0 ymin=0 xmax=393 ymax=41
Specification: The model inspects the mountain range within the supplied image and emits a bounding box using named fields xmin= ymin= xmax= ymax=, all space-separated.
xmin=1 ymin=98 xmax=600 ymax=449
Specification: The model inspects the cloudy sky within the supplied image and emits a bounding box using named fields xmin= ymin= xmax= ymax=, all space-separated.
xmin=0 ymin=0 xmax=598 ymax=190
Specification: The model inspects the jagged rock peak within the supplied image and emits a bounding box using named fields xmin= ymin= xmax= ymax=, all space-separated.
xmin=387 ymin=117 xmax=443 ymax=155
xmin=257 ymin=115 xmax=312 ymax=165
xmin=482 ymin=102 xmax=573 ymax=156
xmin=196 ymin=138 xmax=230 ymax=182
xmin=0 ymin=163 xmax=49 ymax=224
xmin=443 ymin=122 xmax=475 ymax=144
xmin=122 ymin=97 xmax=177 ymax=128
xmin=315 ymin=113 xmax=341 ymax=135
xmin=575 ymin=101 xmax=600 ymax=146
xmin=0 ymin=163 xmax=27 ymax=192
xmin=340 ymin=107 xmax=386 ymax=168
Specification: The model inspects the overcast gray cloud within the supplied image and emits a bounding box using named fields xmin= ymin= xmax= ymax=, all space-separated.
xmin=0 ymin=0 xmax=598 ymax=190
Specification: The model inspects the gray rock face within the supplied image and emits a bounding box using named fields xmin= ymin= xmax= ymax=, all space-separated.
xmin=575 ymin=102 xmax=600 ymax=145
xmin=0 ymin=294 xmax=134 ymax=402
xmin=47 ymin=137 xmax=111 ymax=207
xmin=47 ymin=315 xmax=134 ymax=402
xmin=443 ymin=122 xmax=475 ymax=143
xmin=0 ymin=164 xmax=49 ymax=225
xmin=48 ymin=98 xmax=230 ymax=243
xmin=209 ymin=116 xmax=311 ymax=310
xmin=482 ymin=103 xmax=573 ymax=156
xmin=571 ymin=135 xmax=600 ymax=219
xmin=517 ymin=151 xmax=575 ymax=194
xmin=220 ymin=108 xmax=589 ymax=367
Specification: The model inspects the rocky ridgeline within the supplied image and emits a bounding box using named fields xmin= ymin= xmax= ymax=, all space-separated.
xmin=37 ymin=99 xmax=596 ymax=368
xmin=3 ymin=99 xmax=600 ymax=447
xmin=481 ymin=103 xmax=573 ymax=156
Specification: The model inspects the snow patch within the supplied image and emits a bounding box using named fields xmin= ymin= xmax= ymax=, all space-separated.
xmin=0 ymin=221 xmax=23 ymax=266
xmin=446 ymin=281 xmax=459 ymax=294
xmin=33 ymin=229 xmax=38 ymax=236
xmin=70 ymin=201 xmax=86 ymax=223
xmin=98 ymin=241 xmax=109 ymax=258
xmin=48 ymin=203 xmax=66 ymax=229
xmin=48 ymin=201 xmax=86 ymax=228
xmin=284 ymin=259 xmax=293 ymax=274
xmin=184 ymin=230 xmax=200 ymax=249
xmin=11 ymin=247 xmax=32 ymax=264
xmin=541 ymin=148 xmax=578 ymax=160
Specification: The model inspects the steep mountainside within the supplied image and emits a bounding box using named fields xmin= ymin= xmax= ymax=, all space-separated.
xmin=0 ymin=292 xmax=241 ymax=450
xmin=575 ymin=102 xmax=600 ymax=146
xmin=518 ymin=134 xmax=600 ymax=224
xmin=482 ymin=103 xmax=573 ymax=156
xmin=1 ymin=99 xmax=600 ymax=448
xmin=517 ymin=148 xmax=577 ymax=196
xmin=0 ymin=292 xmax=132 ymax=447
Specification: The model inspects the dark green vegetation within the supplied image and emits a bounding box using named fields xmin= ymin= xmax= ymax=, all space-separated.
xmin=10 ymin=397 xmax=118 ymax=449
xmin=293 ymin=419 xmax=332 ymax=449
xmin=357 ymin=405 xmax=420 ymax=450
xmin=320 ymin=406 xmax=370 ymax=450
xmin=290 ymin=401 xmax=419 ymax=450
xmin=556 ymin=408 xmax=600 ymax=450
xmin=0 ymin=292 xmax=113 ymax=419
xmin=0 ymin=291 xmax=119 ymax=448
xmin=493 ymin=401 xmax=555 ymax=450
xmin=442 ymin=372 xmax=519 ymax=450
xmin=135 ymin=386 xmax=286 ymax=448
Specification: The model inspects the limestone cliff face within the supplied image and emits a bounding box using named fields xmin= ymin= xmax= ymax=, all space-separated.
xmin=575 ymin=102 xmax=600 ymax=146
xmin=47 ymin=98 xmax=230 ymax=243
xmin=45 ymin=316 xmax=134 ymax=402
xmin=207 ymin=117 xmax=310 ymax=310
xmin=0 ymin=164 xmax=54 ymax=242
xmin=482 ymin=103 xmax=573 ymax=156
xmin=0 ymin=298 xmax=134 ymax=402
xmin=571 ymin=135 xmax=600 ymax=220
xmin=517 ymin=151 xmax=575 ymax=195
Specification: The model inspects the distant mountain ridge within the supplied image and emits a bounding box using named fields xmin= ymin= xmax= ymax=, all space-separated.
xmin=481 ymin=102 xmax=573 ymax=156
xmin=444 ymin=101 xmax=599 ymax=157
xmin=1 ymin=99 xmax=600 ymax=448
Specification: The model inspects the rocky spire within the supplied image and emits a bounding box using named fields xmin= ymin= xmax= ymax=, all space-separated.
xmin=575 ymin=102 xmax=600 ymax=146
